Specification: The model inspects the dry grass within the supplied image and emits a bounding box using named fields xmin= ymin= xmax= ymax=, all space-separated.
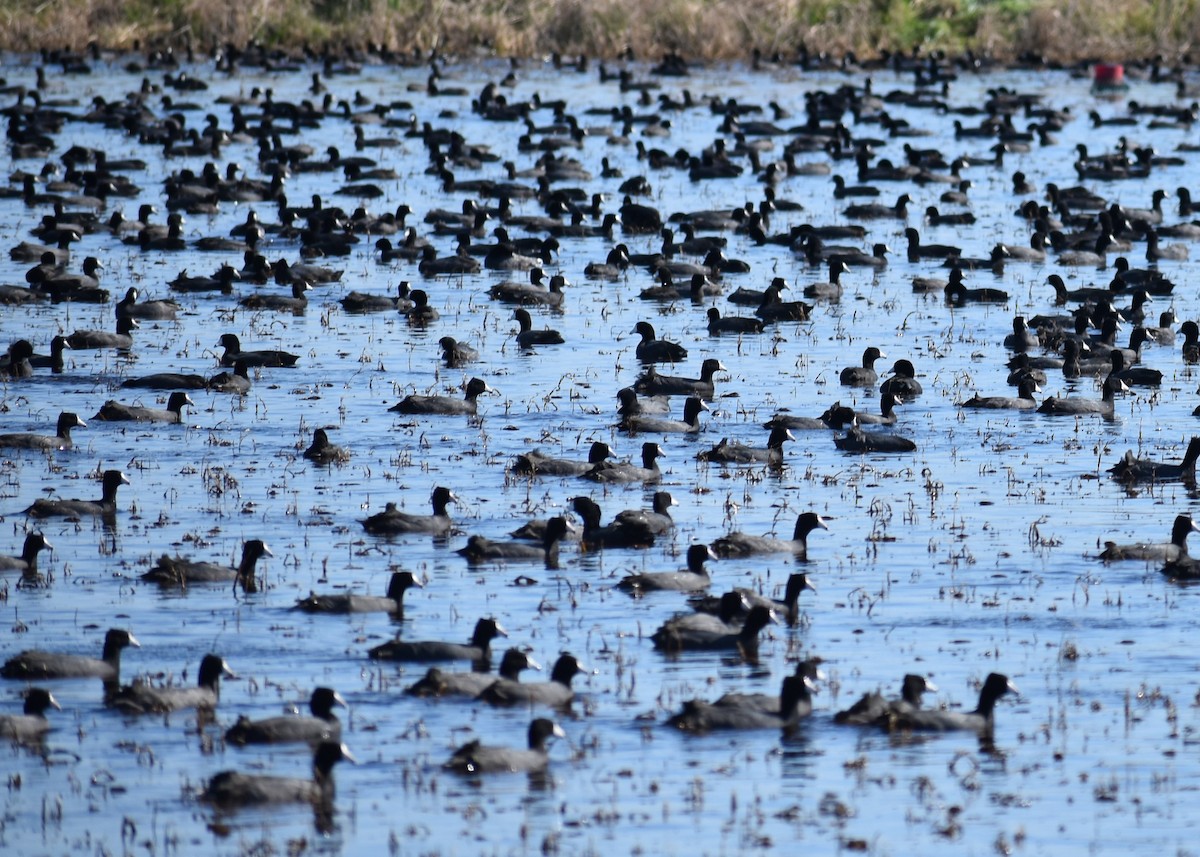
xmin=0 ymin=0 xmax=1196 ymax=63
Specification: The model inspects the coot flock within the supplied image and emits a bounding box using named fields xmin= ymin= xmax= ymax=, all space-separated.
xmin=2 ymin=39 xmax=1199 ymax=853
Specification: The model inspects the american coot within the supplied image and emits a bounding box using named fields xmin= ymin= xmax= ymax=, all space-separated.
xmin=512 ymin=441 xmax=614 ymax=477
xmin=225 ymin=687 xmax=347 ymax=745
xmin=202 ymin=740 xmax=353 ymax=808
xmin=120 ymin=371 xmax=208 ymax=390
xmin=94 ymin=391 xmax=194 ymax=423
xmin=512 ymin=308 xmax=564 ymax=348
xmin=691 ymin=572 xmax=817 ymax=627
xmin=1 ymin=628 xmax=139 ymax=682
xmin=439 ymin=336 xmax=479 ymax=368
xmin=238 ymin=280 xmax=312 ymax=313
xmin=581 ymin=441 xmax=664 ymax=483
xmin=0 ymin=339 xmax=34 ymax=378
xmin=303 ymin=428 xmax=350 ymax=464
xmin=839 ymin=346 xmax=887 ymax=387
xmin=1099 ymin=514 xmax=1199 ymax=562
xmin=216 ymin=333 xmax=299 ymax=368
xmin=712 ymin=512 xmax=828 ymax=558
xmin=340 ymin=280 xmax=412 ymax=313
xmin=115 ymin=287 xmax=180 ymax=320
xmin=763 ymin=402 xmax=855 ymax=432
xmin=712 ymin=660 xmax=824 ymax=716
xmin=0 ymin=412 xmax=85 ymax=451
xmin=665 ymin=591 xmax=751 ymax=636
xmin=404 ymin=648 xmax=539 ymax=699
xmin=880 ymin=359 xmax=923 ymax=397
xmin=207 ymin=361 xmax=252 ymax=395
xmin=634 ymin=358 xmax=724 ymax=398
xmin=0 ymin=532 xmax=52 ymax=580
xmin=1109 ymin=350 xmax=1162 ymax=388
xmin=652 ymin=604 xmax=777 ymax=654
xmin=1037 ymin=375 xmax=1128 ymax=416
xmin=697 ymin=425 xmax=793 ymax=465
xmin=389 ymin=377 xmax=494 ymax=415
xmin=67 ymin=316 xmax=137 ymax=350
xmin=571 ymin=496 xmax=657 ymax=550
xmin=109 ymin=653 xmax=234 ymax=714
xmin=1108 ymin=436 xmax=1200 ymax=484
xmin=360 ymin=487 xmax=456 ymax=536
xmin=23 ymin=469 xmax=129 ymax=520
xmin=706 ymin=307 xmax=764 ymax=335
xmin=616 ymin=387 xmax=672 ymax=419
xmin=141 ymin=539 xmax=272 ymax=593
xmin=456 ymin=516 xmax=574 ymax=567
xmin=667 ymin=673 xmax=813 ymax=731
xmin=294 ymin=570 xmax=421 ymax=614
xmin=618 ymin=544 xmax=716 ymax=595
xmin=632 ymin=320 xmax=687 ymax=363
xmin=622 ymin=395 xmax=707 ymax=434
xmin=613 ymin=491 xmax=677 ymax=536
xmin=835 ymin=423 xmax=918 ymax=453
xmin=369 ymin=617 xmax=507 ymax=666
xmin=834 ymin=674 xmax=937 ymax=725
xmin=958 ymin=377 xmax=1040 ymax=410
xmin=881 ymin=673 xmax=1017 ymax=734
xmin=0 ymin=687 xmax=60 ymax=742
xmin=478 ymin=653 xmax=587 ymax=708
xmin=444 ymin=718 xmax=565 ymax=774
xmin=802 ymin=259 xmax=851 ymax=300
xmin=755 ymin=279 xmax=813 ymax=323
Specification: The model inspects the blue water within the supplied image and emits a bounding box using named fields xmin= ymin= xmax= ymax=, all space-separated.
xmin=0 ymin=53 xmax=1199 ymax=856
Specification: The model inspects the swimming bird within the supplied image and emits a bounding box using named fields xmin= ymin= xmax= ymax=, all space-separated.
xmin=632 ymin=321 xmax=687 ymax=363
xmin=115 ymin=287 xmax=180 ymax=320
xmin=141 ymin=539 xmax=273 ymax=592
xmin=958 ymin=377 xmax=1040 ymax=410
xmin=688 ymin=572 xmax=816 ymax=627
xmin=225 ymin=687 xmax=347 ymax=745
xmin=634 ymin=358 xmax=724 ymax=399
xmin=618 ymin=543 xmax=716 ymax=594
xmin=294 ymin=570 xmax=422 ymax=614
xmin=570 ymin=496 xmax=657 ymax=550
xmin=23 ymin=469 xmax=129 ymax=520
xmin=652 ymin=604 xmax=777 ymax=654
xmin=512 ymin=308 xmax=564 ymax=348
xmin=834 ymin=674 xmax=938 ymax=725
xmin=389 ymin=378 xmax=494 ymax=415
xmin=1099 ymin=514 xmax=1199 ymax=562
xmin=666 ymin=673 xmax=812 ymax=731
xmin=712 ymin=512 xmax=828 ymax=558
xmin=444 ymin=718 xmax=565 ymax=774
xmin=94 ymin=391 xmax=193 ymax=423
xmin=840 ymin=346 xmax=887 ymax=387
xmin=201 ymin=740 xmax=352 ymax=809
xmin=1037 ymin=375 xmax=1128 ymax=416
xmin=1108 ymin=436 xmax=1200 ymax=484
xmin=1 ymin=628 xmax=138 ymax=682
xmin=216 ymin=333 xmax=299 ymax=368
xmin=697 ymin=425 xmax=793 ymax=465
xmin=621 ymin=395 xmax=707 ymax=434
xmin=0 ymin=532 xmax=52 ymax=580
xmin=881 ymin=672 xmax=1017 ymax=734
xmin=0 ymin=412 xmax=85 ymax=451
xmin=581 ymin=441 xmax=664 ymax=483
xmin=303 ymin=428 xmax=350 ymax=464
xmin=456 ymin=516 xmax=574 ymax=566
xmin=360 ymin=487 xmax=456 ymax=536
xmin=404 ymin=648 xmax=540 ymax=699
xmin=369 ymin=617 xmax=507 ymax=666
xmin=67 ymin=317 xmax=137 ymax=350
xmin=513 ymin=441 xmax=614 ymax=477
xmin=478 ymin=653 xmax=587 ymax=708
xmin=835 ymin=422 xmax=917 ymax=453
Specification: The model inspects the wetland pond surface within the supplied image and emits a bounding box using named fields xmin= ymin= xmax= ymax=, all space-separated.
xmin=1 ymin=52 xmax=1199 ymax=857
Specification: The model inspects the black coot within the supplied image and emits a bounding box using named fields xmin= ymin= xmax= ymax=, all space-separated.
xmin=0 ymin=412 xmax=85 ymax=451
xmin=712 ymin=512 xmax=828 ymax=558
xmin=513 ymin=441 xmax=614 ymax=477
xmin=1 ymin=628 xmax=139 ymax=682
xmin=94 ymin=391 xmax=194 ymax=423
xmin=225 ymin=687 xmax=347 ymax=745
xmin=444 ymin=718 xmax=565 ymax=774
xmin=216 ymin=333 xmax=299 ymax=368
xmin=1099 ymin=514 xmax=1199 ymax=562
xmin=141 ymin=539 xmax=272 ymax=593
xmin=202 ymin=740 xmax=353 ymax=807
xmin=882 ymin=673 xmax=1017 ymax=734
xmin=294 ymin=570 xmax=422 ymax=614
xmin=581 ymin=442 xmax=664 ymax=483
xmin=389 ymin=378 xmax=493 ymax=415
xmin=404 ymin=648 xmax=539 ymax=699
xmin=109 ymin=653 xmax=234 ymax=714
xmin=618 ymin=544 xmax=716 ymax=594
xmin=0 ymin=687 xmax=60 ymax=742
xmin=23 ymin=469 xmax=129 ymax=520
xmin=667 ymin=673 xmax=813 ymax=731
xmin=651 ymin=604 xmax=777 ymax=653
xmin=834 ymin=674 xmax=937 ymax=725
xmin=0 ymin=532 xmax=52 ymax=579
xmin=360 ymin=487 xmax=456 ymax=535
xmin=369 ymin=617 xmax=507 ymax=666
xmin=456 ymin=516 xmax=574 ymax=566
xmin=1108 ymin=436 xmax=1200 ymax=484
xmin=478 ymin=653 xmax=588 ymax=708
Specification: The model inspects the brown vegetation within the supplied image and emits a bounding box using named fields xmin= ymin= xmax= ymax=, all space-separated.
xmin=1 ymin=0 xmax=1197 ymax=63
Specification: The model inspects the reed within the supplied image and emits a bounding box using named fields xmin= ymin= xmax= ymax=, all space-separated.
xmin=0 ymin=0 xmax=1197 ymax=62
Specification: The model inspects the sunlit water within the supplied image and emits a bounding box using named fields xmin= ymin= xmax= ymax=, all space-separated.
xmin=0 ymin=52 xmax=1199 ymax=856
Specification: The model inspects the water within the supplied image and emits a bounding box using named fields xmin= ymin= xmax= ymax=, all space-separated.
xmin=1 ymin=52 xmax=1199 ymax=856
